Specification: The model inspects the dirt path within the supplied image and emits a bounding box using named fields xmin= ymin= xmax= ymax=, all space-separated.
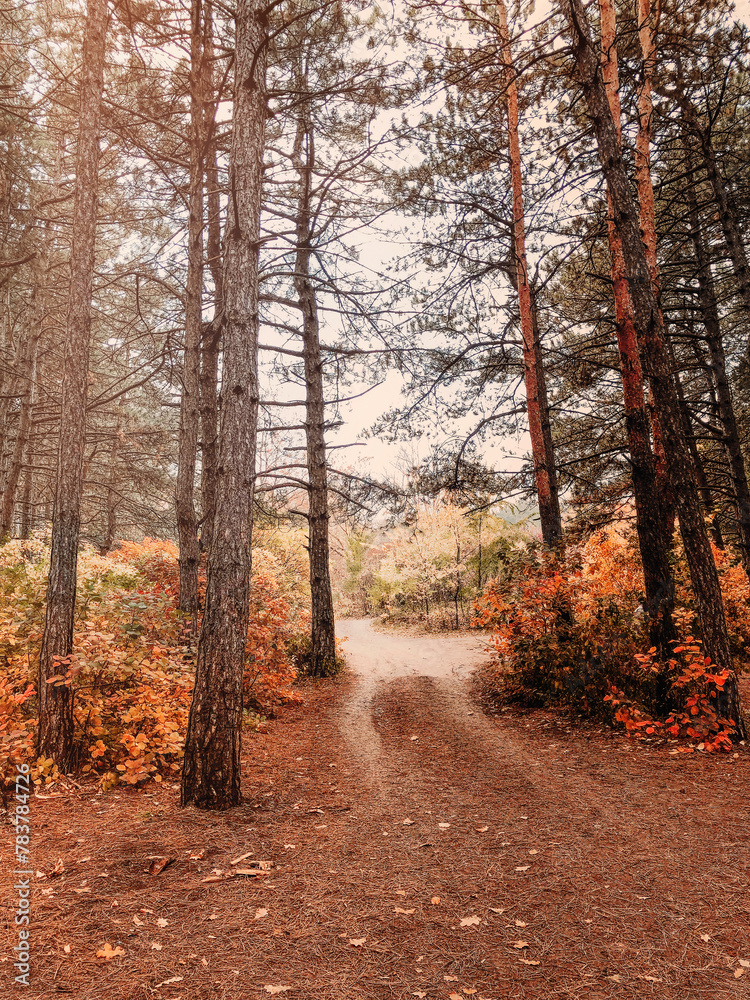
xmin=3 ymin=623 xmax=750 ymax=1000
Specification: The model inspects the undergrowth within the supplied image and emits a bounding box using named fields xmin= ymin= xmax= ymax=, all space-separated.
xmin=473 ymin=525 xmax=749 ymax=752
xmin=0 ymin=536 xmax=310 ymax=793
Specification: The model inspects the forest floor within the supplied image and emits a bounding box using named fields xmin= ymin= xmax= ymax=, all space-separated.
xmin=3 ymin=618 xmax=750 ymax=1000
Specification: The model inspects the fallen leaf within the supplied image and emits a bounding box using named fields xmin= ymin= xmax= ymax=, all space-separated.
xmin=449 ymin=993 xmax=463 ymax=1000
xmin=700 ymin=933 xmax=711 ymax=942
xmin=348 ymin=938 xmax=366 ymax=947
xmin=396 ymin=890 xmax=407 ymax=896
xmin=515 ymin=919 xmax=527 ymax=927
xmin=155 ymin=977 xmax=183 ymax=987
xmin=607 ymin=975 xmax=624 ymax=983
xmin=151 ymin=943 xmax=163 ymax=951
xmin=201 ymin=958 xmax=208 ymax=967
xmin=528 ymin=849 xmax=539 ymax=855
xmin=475 ymin=825 xmax=489 ymax=833
xmin=463 ymin=989 xmax=478 ymax=995
xmin=512 ymin=940 xmax=529 ymax=949
xmin=515 ymin=866 xmax=530 ymax=872
xmin=189 ymin=849 xmax=205 ymax=860
xmin=410 ymin=735 xmax=418 ymax=741
xmin=96 ymin=944 xmax=125 ymax=960
xmin=460 ymin=915 xmax=481 ymax=927
xmin=263 ymin=987 xmax=291 ymax=995
xmin=156 ymin=917 xmax=168 ymax=928
xmin=641 ymin=976 xmax=661 ymax=983
xmin=147 ymin=856 xmax=174 ymax=876
xmin=63 ymin=945 xmax=71 ymax=954
xmin=133 ymin=915 xmax=143 ymax=926
xmin=284 ymin=844 xmax=296 ymax=849
xmin=444 ymin=975 xmax=459 ymax=982
xmin=255 ymin=908 xmax=269 ymax=920
xmin=489 ymin=907 xmax=505 ymax=914
xmin=431 ymin=896 xmax=441 ymax=905
xmin=394 ymin=907 xmax=415 ymax=914
xmin=740 ymin=960 xmax=750 ymax=969
xmin=736 ymin=969 xmax=745 ymax=979
xmin=402 ymin=818 xmax=415 ymax=825
xmin=520 ymin=958 xmax=540 ymax=966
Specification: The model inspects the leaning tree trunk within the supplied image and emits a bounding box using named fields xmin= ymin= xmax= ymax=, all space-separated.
xmin=598 ymin=0 xmax=675 ymax=657
xmin=176 ymin=0 xmax=206 ymax=621
xmin=561 ymin=0 xmax=746 ymax=737
xmin=497 ymin=0 xmax=562 ymax=549
xmin=38 ymin=0 xmax=107 ymax=767
xmin=292 ymin=113 xmax=337 ymax=678
xmin=181 ymin=0 xmax=267 ymax=810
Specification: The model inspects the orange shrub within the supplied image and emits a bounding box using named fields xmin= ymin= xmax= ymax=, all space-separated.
xmin=474 ymin=525 xmax=748 ymax=749
xmin=0 ymin=536 xmax=310 ymax=789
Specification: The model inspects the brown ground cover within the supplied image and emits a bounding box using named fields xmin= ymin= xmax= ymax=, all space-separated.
xmin=2 ymin=620 xmax=749 ymax=999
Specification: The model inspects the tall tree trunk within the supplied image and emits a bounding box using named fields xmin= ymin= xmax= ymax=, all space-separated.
xmin=684 ymin=151 xmax=750 ymax=574
xmin=497 ymin=0 xmax=562 ymax=549
xmin=634 ymin=0 xmax=659 ymax=290
xmin=634 ymin=0 xmax=674 ymax=535
xmin=176 ymin=0 xmax=206 ymax=621
xmin=0 ymin=327 xmax=39 ymax=538
xmin=20 ymin=458 xmax=33 ymax=539
xmin=292 ymin=114 xmax=337 ymax=678
xmin=561 ymin=0 xmax=746 ymax=737
xmin=181 ymin=0 xmax=266 ymax=809
xmin=102 ymin=353 xmax=127 ymax=555
xmin=38 ymin=0 xmax=107 ymax=767
xmin=199 ymin=10 xmax=223 ymax=556
xmin=0 ymin=333 xmax=29 ymax=497
xmin=598 ymin=0 xmax=675 ymax=655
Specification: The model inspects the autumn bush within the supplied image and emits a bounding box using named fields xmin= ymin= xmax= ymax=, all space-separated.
xmin=0 ymin=534 xmax=310 ymax=792
xmin=473 ymin=525 xmax=749 ymax=750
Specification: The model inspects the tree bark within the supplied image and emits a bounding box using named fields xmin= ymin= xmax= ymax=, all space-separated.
xmin=598 ymin=0 xmax=675 ymax=656
xmin=176 ymin=0 xmax=206 ymax=621
xmin=199 ymin=13 xmax=223 ymax=557
xmin=0 ymin=326 xmax=39 ymax=538
xmin=20 ymin=458 xmax=32 ymax=539
xmin=38 ymin=0 xmax=107 ymax=768
xmin=181 ymin=0 xmax=266 ymax=809
xmin=292 ymin=112 xmax=337 ymax=677
xmin=561 ymin=0 xmax=746 ymax=737
xmin=497 ymin=0 xmax=562 ymax=549
xmin=634 ymin=0 xmax=673 ymax=532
